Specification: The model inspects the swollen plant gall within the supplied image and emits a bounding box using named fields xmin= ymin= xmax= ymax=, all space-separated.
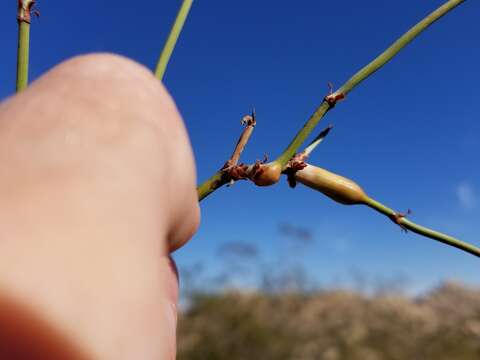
xmin=295 ymin=164 xmax=368 ymax=205
xmin=250 ymin=162 xmax=282 ymax=187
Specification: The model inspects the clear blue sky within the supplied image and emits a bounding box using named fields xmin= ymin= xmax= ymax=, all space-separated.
xmin=1 ymin=0 xmax=479 ymax=293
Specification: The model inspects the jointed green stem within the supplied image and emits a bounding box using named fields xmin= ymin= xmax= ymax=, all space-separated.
xmin=275 ymin=0 xmax=465 ymax=168
xmin=364 ymin=197 xmax=480 ymax=258
xmin=155 ymin=0 xmax=194 ymax=81
xmin=197 ymin=0 xmax=466 ymax=201
xmin=16 ymin=0 xmax=35 ymax=92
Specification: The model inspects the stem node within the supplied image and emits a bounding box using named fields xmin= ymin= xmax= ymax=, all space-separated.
xmin=17 ymin=0 xmax=36 ymax=24
xmin=389 ymin=209 xmax=412 ymax=232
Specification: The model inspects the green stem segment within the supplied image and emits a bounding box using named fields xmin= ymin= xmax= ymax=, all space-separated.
xmin=338 ymin=0 xmax=465 ymax=96
xmin=276 ymin=102 xmax=331 ymax=167
xmin=198 ymin=171 xmax=226 ymax=201
xmin=16 ymin=0 xmax=34 ymax=92
xmin=275 ymin=0 xmax=465 ymax=168
xmin=364 ymin=197 xmax=480 ymax=258
xmin=155 ymin=0 xmax=194 ymax=81
xmin=16 ymin=21 xmax=30 ymax=92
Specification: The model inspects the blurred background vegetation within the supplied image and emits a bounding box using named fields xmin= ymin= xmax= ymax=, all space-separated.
xmin=176 ymin=224 xmax=480 ymax=359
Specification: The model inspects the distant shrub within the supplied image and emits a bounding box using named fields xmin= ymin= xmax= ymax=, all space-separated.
xmin=178 ymin=283 xmax=480 ymax=360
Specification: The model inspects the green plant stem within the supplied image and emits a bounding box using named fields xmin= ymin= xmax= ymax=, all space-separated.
xmin=198 ymin=171 xmax=226 ymax=201
xmin=275 ymin=0 xmax=465 ymax=168
xmin=197 ymin=0 xmax=466 ymax=201
xmin=16 ymin=19 xmax=31 ymax=92
xmin=364 ymin=197 xmax=480 ymax=258
xmin=338 ymin=0 xmax=465 ymax=96
xmin=276 ymin=102 xmax=331 ymax=167
xmin=155 ymin=0 xmax=194 ymax=81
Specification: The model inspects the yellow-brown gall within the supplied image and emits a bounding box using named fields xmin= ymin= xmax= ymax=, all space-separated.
xmin=250 ymin=162 xmax=282 ymax=187
xmin=295 ymin=164 xmax=368 ymax=205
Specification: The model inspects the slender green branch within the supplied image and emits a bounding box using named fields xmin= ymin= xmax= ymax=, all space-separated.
xmin=16 ymin=22 xmax=30 ymax=91
xmin=275 ymin=0 xmax=465 ymax=168
xmin=364 ymin=197 xmax=480 ymax=258
xmin=338 ymin=0 xmax=465 ymax=96
xmin=276 ymin=102 xmax=331 ymax=167
xmin=155 ymin=0 xmax=194 ymax=81
xmin=16 ymin=0 xmax=35 ymax=92
xmin=198 ymin=0 xmax=466 ymax=201
xmin=198 ymin=171 xmax=226 ymax=201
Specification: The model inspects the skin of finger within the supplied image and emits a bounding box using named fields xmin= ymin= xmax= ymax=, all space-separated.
xmin=0 ymin=53 xmax=198 ymax=359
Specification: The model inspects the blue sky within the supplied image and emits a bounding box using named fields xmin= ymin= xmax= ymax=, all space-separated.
xmin=1 ymin=0 xmax=479 ymax=293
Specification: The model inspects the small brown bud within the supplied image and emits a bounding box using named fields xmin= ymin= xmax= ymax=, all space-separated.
xmin=295 ymin=164 xmax=368 ymax=205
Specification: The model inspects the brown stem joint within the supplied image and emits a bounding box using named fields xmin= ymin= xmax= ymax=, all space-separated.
xmin=324 ymin=82 xmax=345 ymax=108
xmin=283 ymin=153 xmax=308 ymax=188
xmin=17 ymin=0 xmax=38 ymax=24
xmin=389 ymin=209 xmax=412 ymax=232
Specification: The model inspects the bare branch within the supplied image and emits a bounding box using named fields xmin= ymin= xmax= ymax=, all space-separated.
xmin=223 ymin=110 xmax=256 ymax=169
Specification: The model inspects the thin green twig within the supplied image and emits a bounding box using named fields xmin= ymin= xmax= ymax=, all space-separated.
xmin=16 ymin=22 xmax=30 ymax=91
xmin=364 ymin=197 xmax=480 ymax=258
xmin=275 ymin=102 xmax=331 ymax=167
xmin=275 ymin=0 xmax=465 ymax=167
xmin=16 ymin=0 xmax=35 ymax=92
xmin=337 ymin=0 xmax=465 ymax=96
xmin=198 ymin=171 xmax=225 ymax=201
xmin=155 ymin=0 xmax=194 ymax=81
